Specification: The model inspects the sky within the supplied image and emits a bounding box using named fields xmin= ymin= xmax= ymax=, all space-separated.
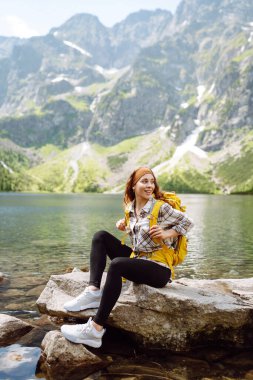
xmin=0 ymin=0 xmax=182 ymax=38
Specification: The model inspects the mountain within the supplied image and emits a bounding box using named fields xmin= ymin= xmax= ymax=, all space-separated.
xmin=0 ymin=1 xmax=253 ymax=194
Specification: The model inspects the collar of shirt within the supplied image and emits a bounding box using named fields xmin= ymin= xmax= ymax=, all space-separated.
xmin=129 ymin=197 xmax=155 ymax=217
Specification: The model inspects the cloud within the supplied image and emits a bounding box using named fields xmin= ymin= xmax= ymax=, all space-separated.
xmin=0 ymin=15 xmax=40 ymax=38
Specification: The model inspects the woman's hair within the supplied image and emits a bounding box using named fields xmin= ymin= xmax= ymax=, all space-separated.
xmin=123 ymin=167 xmax=162 ymax=205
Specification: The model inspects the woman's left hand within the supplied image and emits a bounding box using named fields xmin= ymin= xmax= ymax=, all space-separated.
xmin=149 ymin=225 xmax=179 ymax=240
xmin=149 ymin=225 xmax=168 ymax=240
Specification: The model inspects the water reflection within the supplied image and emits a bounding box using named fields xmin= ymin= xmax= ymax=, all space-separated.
xmin=180 ymin=194 xmax=253 ymax=279
xmin=0 ymin=344 xmax=41 ymax=380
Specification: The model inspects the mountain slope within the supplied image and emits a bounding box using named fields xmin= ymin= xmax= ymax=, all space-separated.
xmin=0 ymin=1 xmax=253 ymax=194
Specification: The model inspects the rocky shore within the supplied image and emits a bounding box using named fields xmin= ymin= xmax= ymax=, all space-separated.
xmin=1 ymin=270 xmax=253 ymax=380
xmin=36 ymin=270 xmax=253 ymax=351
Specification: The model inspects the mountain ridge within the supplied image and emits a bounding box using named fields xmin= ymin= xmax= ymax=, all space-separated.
xmin=0 ymin=0 xmax=253 ymax=194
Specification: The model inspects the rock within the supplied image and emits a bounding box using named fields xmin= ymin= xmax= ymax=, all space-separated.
xmin=245 ymin=370 xmax=253 ymax=380
xmin=5 ymin=301 xmax=35 ymax=311
xmin=17 ymin=315 xmax=59 ymax=347
xmin=36 ymin=271 xmax=253 ymax=352
xmin=10 ymin=275 xmax=46 ymax=288
xmin=26 ymin=284 xmax=47 ymax=297
xmin=39 ymin=330 xmax=108 ymax=380
xmin=106 ymin=362 xmax=173 ymax=379
xmin=0 ymin=272 xmax=9 ymax=286
xmin=223 ymin=351 xmax=253 ymax=369
xmin=1 ymin=288 xmax=26 ymax=298
xmin=0 ymin=314 xmax=34 ymax=347
xmin=115 ymin=278 xmax=253 ymax=351
xmin=36 ymin=271 xmax=107 ymax=319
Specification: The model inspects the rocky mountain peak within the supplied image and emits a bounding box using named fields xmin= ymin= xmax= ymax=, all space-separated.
xmin=1 ymin=0 xmax=253 ymax=194
xmin=50 ymin=12 xmax=106 ymax=34
xmin=175 ymin=0 xmax=253 ymax=26
xmin=116 ymin=8 xmax=171 ymax=24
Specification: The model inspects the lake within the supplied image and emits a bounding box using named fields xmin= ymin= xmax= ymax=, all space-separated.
xmin=0 ymin=193 xmax=253 ymax=315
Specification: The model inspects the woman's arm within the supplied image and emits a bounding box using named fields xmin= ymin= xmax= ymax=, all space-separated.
xmin=150 ymin=203 xmax=194 ymax=239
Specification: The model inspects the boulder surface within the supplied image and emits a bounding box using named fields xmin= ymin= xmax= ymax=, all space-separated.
xmin=36 ymin=271 xmax=253 ymax=351
xmin=39 ymin=330 xmax=108 ymax=380
xmin=0 ymin=314 xmax=34 ymax=347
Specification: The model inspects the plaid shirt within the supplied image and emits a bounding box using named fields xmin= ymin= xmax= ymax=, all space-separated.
xmin=127 ymin=197 xmax=193 ymax=253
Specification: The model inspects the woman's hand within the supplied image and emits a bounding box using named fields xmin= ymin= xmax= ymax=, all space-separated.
xmin=116 ymin=218 xmax=126 ymax=231
xmin=149 ymin=225 xmax=179 ymax=240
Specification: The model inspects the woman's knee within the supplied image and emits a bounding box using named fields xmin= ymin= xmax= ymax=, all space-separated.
xmin=108 ymin=257 xmax=126 ymax=273
xmin=92 ymin=230 xmax=110 ymax=245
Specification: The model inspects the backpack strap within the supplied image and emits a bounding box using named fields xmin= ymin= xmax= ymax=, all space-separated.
xmin=125 ymin=208 xmax=130 ymax=227
xmin=149 ymin=200 xmax=164 ymax=225
xmin=121 ymin=206 xmax=131 ymax=245
xmin=149 ymin=200 xmax=164 ymax=245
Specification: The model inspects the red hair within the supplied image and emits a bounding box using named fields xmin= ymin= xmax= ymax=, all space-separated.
xmin=123 ymin=167 xmax=162 ymax=206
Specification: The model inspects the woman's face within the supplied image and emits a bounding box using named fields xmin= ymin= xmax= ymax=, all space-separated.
xmin=134 ymin=173 xmax=155 ymax=201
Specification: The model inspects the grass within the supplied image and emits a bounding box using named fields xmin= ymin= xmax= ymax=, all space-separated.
xmin=33 ymin=161 xmax=67 ymax=192
xmin=232 ymin=49 xmax=253 ymax=63
xmin=38 ymin=144 xmax=62 ymax=159
xmin=65 ymin=96 xmax=90 ymax=112
xmin=137 ymin=135 xmax=174 ymax=167
xmin=92 ymin=135 xmax=143 ymax=155
xmin=25 ymin=100 xmax=44 ymax=116
xmin=107 ymin=153 xmax=128 ymax=171
xmin=215 ymin=149 xmax=253 ymax=193
xmin=158 ymin=168 xmax=218 ymax=194
xmin=73 ymin=159 xmax=108 ymax=193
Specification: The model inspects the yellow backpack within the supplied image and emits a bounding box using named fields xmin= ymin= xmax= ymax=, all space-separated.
xmin=149 ymin=192 xmax=188 ymax=267
xmin=123 ymin=191 xmax=188 ymax=276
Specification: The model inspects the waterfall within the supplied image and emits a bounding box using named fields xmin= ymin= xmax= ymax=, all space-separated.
xmin=0 ymin=161 xmax=14 ymax=174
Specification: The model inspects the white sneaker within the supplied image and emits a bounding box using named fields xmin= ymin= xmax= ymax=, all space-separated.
xmin=61 ymin=317 xmax=105 ymax=348
xmin=63 ymin=288 xmax=102 ymax=312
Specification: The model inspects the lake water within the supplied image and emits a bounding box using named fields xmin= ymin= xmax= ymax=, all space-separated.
xmin=0 ymin=193 xmax=253 ymax=315
xmin=0 ymin=193 xmax=253 ymax=380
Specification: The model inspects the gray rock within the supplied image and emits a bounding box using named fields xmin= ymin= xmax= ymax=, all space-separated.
xmin=36 ymin=271 xmax=253 ymax=352
xmin=0 ymin=314 xmax=34 ymax=347
xmin=36 ymin=271 xmax=102 ymax=319
xmin=39 ymin=330 xmax=108 ymax=380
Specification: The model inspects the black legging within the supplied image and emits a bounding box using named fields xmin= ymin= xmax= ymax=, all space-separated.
xmin=89 ymin=230 xmax=171 ymax=326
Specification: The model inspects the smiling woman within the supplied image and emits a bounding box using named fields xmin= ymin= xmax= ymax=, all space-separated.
xmin=60 ymin=166 xmax=194 ymax=348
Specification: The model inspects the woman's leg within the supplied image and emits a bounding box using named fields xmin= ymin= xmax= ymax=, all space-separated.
xmin=89 ymin=230 xmax=132 ymax=288
xmin=63 ymin=230 xmax=132 ymax=312
xmin=93 ymin=258 xmax=171 ymax=326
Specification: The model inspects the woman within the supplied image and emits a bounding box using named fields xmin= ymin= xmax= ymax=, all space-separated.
xmin=61 ymin=167 xmax=193 ymax=348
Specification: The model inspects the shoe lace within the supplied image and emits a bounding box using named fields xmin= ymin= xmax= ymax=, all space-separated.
xmin=75 ymin=288 xmax=89 ymax=300
xmin=79 ymin=319 xmax=92 ymax=334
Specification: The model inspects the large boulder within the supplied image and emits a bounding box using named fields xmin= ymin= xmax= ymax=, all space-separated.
xmin=0 ymin=314 xmax=34 ymax=346
xmin=36 ymin=271 xmax=253 ymax=351
xmin=36 ymin=270 xmax=102 ymax=318
xmin=39 ymin=330 xmax=108 ymax=380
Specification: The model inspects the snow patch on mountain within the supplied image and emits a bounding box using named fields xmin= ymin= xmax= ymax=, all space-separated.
xmin=153 ymin=124 xmax=207 ymax=175
xmin=51 ymin=75 xmax=71 ymax=83
xmin=197 ymin=85 xmax=206 ymax=103
xmin=63 ymin=41 xmax=92 ymax=57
